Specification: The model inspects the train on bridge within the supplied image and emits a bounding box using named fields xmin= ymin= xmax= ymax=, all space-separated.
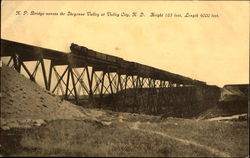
xmin=69 ymin=42 xmax=206 ymax=86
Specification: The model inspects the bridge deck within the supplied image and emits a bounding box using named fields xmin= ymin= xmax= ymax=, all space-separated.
xmin=1 ymin=38 xmax=206 ymax=86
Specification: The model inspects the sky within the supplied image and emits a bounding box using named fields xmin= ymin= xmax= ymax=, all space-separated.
xmin=1 ymin=1 xmax=249 ymax=87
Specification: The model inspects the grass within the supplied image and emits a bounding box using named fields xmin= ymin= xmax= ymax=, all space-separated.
xmin=1 ymin=115 xmax=248 ymax=157
xmin=1 ymin=119 xmax=216 ymax=157
xmin=139 ymin=118 xmax=248 ymax=157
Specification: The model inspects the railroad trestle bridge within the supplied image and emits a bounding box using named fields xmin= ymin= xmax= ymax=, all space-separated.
xmin=1 ymin=39 xmax=210 ymax=114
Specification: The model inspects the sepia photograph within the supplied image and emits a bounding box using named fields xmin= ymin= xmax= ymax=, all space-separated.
xmin=0 ymin=0 xmax=249 ymax=157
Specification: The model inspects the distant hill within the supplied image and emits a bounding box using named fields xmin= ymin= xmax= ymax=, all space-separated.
xmin=198 ymin=84 xmax=248 ymax=119
xmin=220 ymin=84 xmax=248 ymax=102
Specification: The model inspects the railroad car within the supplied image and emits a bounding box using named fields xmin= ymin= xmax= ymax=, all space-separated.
xmin=71 ymin=43 xmax=123 ymax=65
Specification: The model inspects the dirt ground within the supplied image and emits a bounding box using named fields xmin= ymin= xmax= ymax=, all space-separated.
xmin=1 ymin=65 xmax=249 ymax=157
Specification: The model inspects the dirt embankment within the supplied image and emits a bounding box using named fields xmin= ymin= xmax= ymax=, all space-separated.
xmin=1 ymin=64 xmax=94 ymax=129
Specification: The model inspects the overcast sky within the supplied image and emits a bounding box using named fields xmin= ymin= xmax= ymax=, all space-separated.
xmin=1 ymin=1 xmax=249 ymax=87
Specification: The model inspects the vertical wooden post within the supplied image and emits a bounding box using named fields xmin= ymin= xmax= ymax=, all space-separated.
xmin=124 ymin=75 xmax=128 ymax=91
xmin=86 ymin=66 xmax=94 ymax=103
xmin=40 ymin=58 xmax=48 ymax=90
xmin=122 ymin=75 xmax=128 ymax=109
xmin=47 ymin=61 xmax=54 ymax=91
xmin=64 ymin=66 xmax=71 ymax=99
xmin=13 ymin=54 xmax=21 ymax=73
xmin=70 ymin=68 xmax=78 ymax=104
xmin=107 ymin=72 xmax=114 ymax=95
xmin=99 ymin=71 xmax=105 ymax=107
